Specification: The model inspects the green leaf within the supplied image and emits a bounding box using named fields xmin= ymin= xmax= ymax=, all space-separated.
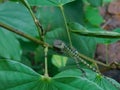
xmin=54 ymin=68 xmax=100 ymax=83
xmin=0 ymin=59 xmax=75 ymax=90
xmin=2 ymin=59 xmax=118 ymax=90
xmin=36 ymin=0 xmax=84 ymax=33
xmin=37 ymin=6 xmax=64 ymax=31
xmin=54 ymin=69 xmax=120 ymax=90
xmin=0 ymin=28 xmax=21 ymax=61
xmin=52 ymin=55 xmax=68 ymax=68
xmin=27 ymin=0 xmax=75 ymax=6
xmin=70 ymin=79 xmax=103 ymax=90
xmin=85 ymin=6 xmax=104 ymax=26
xmin=64 ymin=0 xmax=84 ymax=24
xmin=87 ymin=0 xmax=102 ymax=7
xmin=0 ymin=59 xmax=40 ymax=90
xmin=45 ymin=28 xmax=68 ymax=44
xmin=34 ymin=46 xmax=44 ymax=63
xmin=0 ymin=1 xmax=38 ymax=41
xmin=69 ymin=22 xmax=120 ymax=44
xmin=70 ymin=22 xmax=120 ymax=38
xmin=0 ymin=59 xmax=102 ymax=90
xmin=53 ymin=69 xmax=103 ymax=90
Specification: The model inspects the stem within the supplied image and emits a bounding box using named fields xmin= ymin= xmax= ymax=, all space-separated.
xmin=44 ymin=47 xmax=49 ymax=77
xmin=0 ymin=22 xmax=52 ymax=48
xmin=59 ymin=5 xmax=72 ymax=46
xmin=21 ymin=0 xmax=44 ymax=40
xmin=94 ymin=63 xmax=100 ymax=74
xmin=78 ymin=52 xmax=110 ymax=68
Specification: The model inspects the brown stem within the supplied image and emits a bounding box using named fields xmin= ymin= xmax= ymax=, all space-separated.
xmin=78 ymin=52 xmax=110 ymax=68
xmin=0 ymin=22 xmax=52 ymax=48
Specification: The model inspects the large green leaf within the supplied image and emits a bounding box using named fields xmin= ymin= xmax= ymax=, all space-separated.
xmin=0 ymin=59 xmax=103 ymax=90
xmin=27 ymin=0 xmax=75 ymax=6
xmin=0 ymin=59 xmax=76 ymax=90
xmin=0 ymin=28 xmax=21 ymax=61
xmin=54 ymin=69 xmax=120 ymax=90
xmin=0 ymin=59 xmax=40 ymax=90
xmin=0 ymin=1 xmax=38 ymax=40
xmin=1 ymin=59 xmax=118 ymax=90
xmin=53 ymin=69 xmax=103 ymax=90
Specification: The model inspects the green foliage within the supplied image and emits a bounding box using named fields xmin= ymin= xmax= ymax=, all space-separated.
xmin=0 ymin=59 xmax=104 ymax=90
xmin=85 ymin=6 xmax=104 ymax=26
xmin=69 ymin=22 xmax=120 ymax=44
xmin=0 ymin=28 xmax=21 ymax=60
xmin=0 ymin=0 xmax=119 ymax=90
xmin=0 ymin=1 xmax=38 ymax=41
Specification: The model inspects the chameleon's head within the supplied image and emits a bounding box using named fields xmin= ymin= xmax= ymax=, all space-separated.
xmin=53 ymin=40 xmax=65 ymax=52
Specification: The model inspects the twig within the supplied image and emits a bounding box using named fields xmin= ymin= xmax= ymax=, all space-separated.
xmin=0 ymin=22 xmax=52 ymax=48
xmin=77 ymin=52 xmax=110 ymax=68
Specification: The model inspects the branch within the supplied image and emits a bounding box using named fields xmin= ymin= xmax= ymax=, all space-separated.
xmin=78 ymin=52 xmax=110 ymax=68
xmin=0 ymin=22 xmax=52 ymax=48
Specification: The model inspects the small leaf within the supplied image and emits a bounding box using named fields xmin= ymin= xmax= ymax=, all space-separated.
xmin=87 ymin=0 xmax=102 ymax=7
xmin=52 ymin=55 xmax=68 ymax=68
xmin=85 ymin=6 xmax=104 ymax=26
xmin=69 ymin=22 xmax=120 ymax=38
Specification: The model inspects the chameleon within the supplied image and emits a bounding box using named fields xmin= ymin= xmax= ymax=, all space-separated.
xmin=53 ymin=40 xmax=99 ymax=73
xmin=53 ymin=40 xmax=120 ymax=89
